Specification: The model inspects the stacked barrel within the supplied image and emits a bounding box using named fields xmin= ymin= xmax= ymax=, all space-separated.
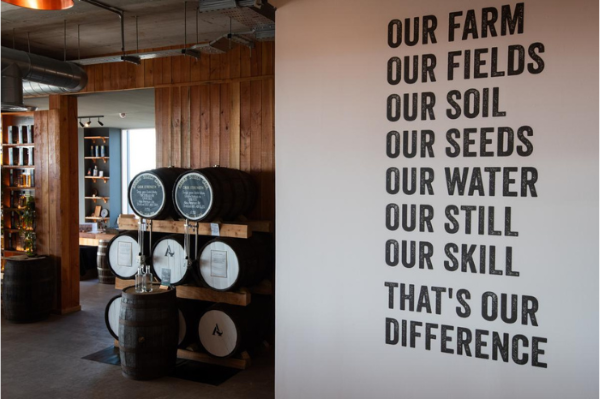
xmin=105 ymin=166 xmax=273 ymax=370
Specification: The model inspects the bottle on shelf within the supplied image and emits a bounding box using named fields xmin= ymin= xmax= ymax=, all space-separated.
xmin=100 ymin=145 xmax=105 ymax=157
xmin=93 ymin=165 xmax=98 ymax=176
xmin=90 ymin=145 xmax=94 ymax=157
xmin=26 ymin=125 xmax=33 ymax=144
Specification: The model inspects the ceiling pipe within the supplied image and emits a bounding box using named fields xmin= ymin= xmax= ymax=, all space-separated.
xmin=1 ymin=46 xmax=87 ymax=110
xmin=78 ymin=0 xmax=141 ymax=64
xmin=1 ymin=46 xmax=88 ymax=91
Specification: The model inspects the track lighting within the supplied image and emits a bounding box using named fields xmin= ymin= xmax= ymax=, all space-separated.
xmin=78 ymin=115 xmax=105 ymax=128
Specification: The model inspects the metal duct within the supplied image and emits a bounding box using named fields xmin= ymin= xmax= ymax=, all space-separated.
xmin=1 ymin=46 xmax=88 ymax=91
xmin=22 ymin=81 xmax=80 ymax=97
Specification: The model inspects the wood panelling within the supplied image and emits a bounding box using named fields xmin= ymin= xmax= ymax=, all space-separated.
xmin=33 ymin=95 xmax=80 ymax=314
xmin=78 ymin=42 xmax=275 ymax=221
xmin=79 ymin=42 xmax=275 ymax=92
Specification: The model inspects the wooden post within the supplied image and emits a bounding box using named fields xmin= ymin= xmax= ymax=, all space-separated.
xmin=43 ymin=95 xmax=80 ymax=314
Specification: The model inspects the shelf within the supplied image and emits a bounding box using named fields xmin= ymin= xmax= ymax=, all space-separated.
xmin=4 ymin=187 xmax=35 ymax=191
xmin=2 ymin=165 xmax=35 ymax=169
xmin=85 ymin=176 xmax=109 ymax=183
xmin=3 ymin=229 xmax=35 ymax=234
xmin=114 ymin=278 xmax=273 ymax=306
xmin=84 ymin=136 xmax=108 ymax=143
xmin=84 ymin=157 xmax=109 ymax=163
xmin=117 ymin=216 xmax=273 ymax=239
xmin=85 ymin=216 xmax=109 ymax=220
xmin=2 ymin=143 xmax=35 ymax=148
xmin=1 ymin=111 xmax=34 ymax=117
xmin=85 ymin=196 xmax=109 ymax=203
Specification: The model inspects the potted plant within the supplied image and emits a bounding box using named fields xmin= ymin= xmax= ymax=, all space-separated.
xmin=18 ymin=195 xmax=36 ymax=256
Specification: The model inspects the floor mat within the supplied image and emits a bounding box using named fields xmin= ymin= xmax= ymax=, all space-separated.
xmin=83 ymin=346 xmax=240 ymax=386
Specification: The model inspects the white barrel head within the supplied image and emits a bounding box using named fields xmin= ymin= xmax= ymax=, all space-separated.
xmin=108 ymin=234 xmax=140 ymax=278
xmin=152 ymin=237 xmax=189 ymax=285
xmin=198 ymin=309 xmax=238 ymax=357
xmin=198 ymin=240 xmax=240 ymax=290
xmin=106 ymin=296 xmax=122 ymax=339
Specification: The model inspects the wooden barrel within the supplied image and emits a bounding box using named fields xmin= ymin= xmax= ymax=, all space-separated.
xmin=128 ymin=167 xmax=187 ymax=220
xmin=172 ymin=167 xmax=257 ymax=222
xmin=176 ymin=298 xmax=211 ymax=349
xmin=195 ymin=234 xmax=272 ymax=291
xmin=107 ymin=231 xmax=166 ymax=279
xmin=97 ymin=239 xmax=115 ymax=284
xmin=107 ymin=293 xmax=185 ymax=346
xmin=119 ymin=284 xmax=178 ymax=380
xmin=2 ymin=255 xmax=54 ymax=323
xmin=105 ymin=294 xmax=121 ymax=339
xmin=151 ymin=234 xmax=195 ymax=286
xmin=198 ymin=300 xmax=271 ymax=358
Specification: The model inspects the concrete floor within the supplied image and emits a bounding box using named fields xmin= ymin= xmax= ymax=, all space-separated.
xmin=1 ymin=280 xmax=274 ymax=399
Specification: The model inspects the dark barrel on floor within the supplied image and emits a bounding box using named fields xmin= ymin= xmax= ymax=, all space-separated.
xmin=195 ymin=234 xmax=272 ymax=291
xmin=119 ymin=284 xmax=179 ymax=380
xmin=2 ymin=255 xmax=54 ymax=323
xmin=172 ymin=167 xmax=257 ymax=222
xmin=97 ymin=239 xmax=115 ymax=284
xmin=128 ymin=167 xmax=187 ymax=220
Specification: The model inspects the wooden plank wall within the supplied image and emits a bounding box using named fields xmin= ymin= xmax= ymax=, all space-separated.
xmin=79 ymin=42 xmax=275 ymax=222
xmin=34 ymin=96 xmax=81 ymax=314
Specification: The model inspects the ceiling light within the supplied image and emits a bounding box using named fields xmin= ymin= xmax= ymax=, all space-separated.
xmin=84 ymin=118 xmax=91 ymax=127
xmin=2 ymin=0 xmax=74 ymax=10
xmin=97 ymin=118 xmax=104 ymax=127
xmin=79 ymin=119 xmax=85 ymax=128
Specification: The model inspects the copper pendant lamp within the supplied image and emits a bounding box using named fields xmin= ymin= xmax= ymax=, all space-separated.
xmin=2 ymin=0 xmax=74 ymax=10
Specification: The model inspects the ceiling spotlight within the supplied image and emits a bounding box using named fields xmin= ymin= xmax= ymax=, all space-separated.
xmin=79 ymin=119 xmax=85 ymax=128
xmin=84 ymin=118 xmax=91 ymax=127
xmin=97 ymin=118 xmax=104 ymax=127
xmin=119 ymin=113 xmax=126 ymax=118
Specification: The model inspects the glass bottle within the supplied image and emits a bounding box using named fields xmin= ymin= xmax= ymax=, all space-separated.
xmin=143 ymin=265 xmax=153 ymax=292
xmin=135 ymin=266 xmax=144 ymax=293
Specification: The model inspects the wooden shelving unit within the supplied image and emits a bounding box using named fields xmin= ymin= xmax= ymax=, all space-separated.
xmin=113 ymin=216 xmax=274 ymax=369
xmin=82 ymin=128 xmax=120 ymax=228
xmin=1 ymin=112 xmax=37 ymax=261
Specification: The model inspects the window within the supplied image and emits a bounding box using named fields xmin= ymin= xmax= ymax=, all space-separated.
xmin=121 ymin=129 xmax=156 ymax=214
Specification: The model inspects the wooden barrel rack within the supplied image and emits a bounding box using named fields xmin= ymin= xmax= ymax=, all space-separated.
xmin=114 ymin=216 xmax=273 ymax=370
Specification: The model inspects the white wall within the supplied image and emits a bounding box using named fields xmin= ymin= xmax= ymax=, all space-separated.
xmin=274 ymin=0 xmax=598 ymax=398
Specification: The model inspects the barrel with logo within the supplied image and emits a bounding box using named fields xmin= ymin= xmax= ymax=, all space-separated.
xmin=97 ymin=239 xmax=115 ymax=284
xmin=195 ymin=234 xmax=272 ymax=291
xmin=119 ymin=284 xmax=178 ymax=380
xmin=198 ymin=299 xmax=272 ymax=358
xmin=176 ymin=298 xmax=211 ymax=349
xmin=172 ymin=167 xmax=257 ymax=222
xmin=2 ymin=255 xmax=54 ymax=323
xmin=151 ymin=234 xmax=208 ymax=286
xmin=128 ymin=167 xmax=187 ymax=220
xmin=107 ymin=231 xmax=166 ymax=279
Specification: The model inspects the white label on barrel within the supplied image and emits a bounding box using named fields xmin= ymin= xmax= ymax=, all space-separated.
xmin=210 ymin=223 xmax=220 ymax=236
xmin=174 ymin=172 xmax=213 ymax=220
xmin=210 ymin=250 xmax=228 ymax=278
xmin=199 ymin=309 xmax=238 ymax=357
xmin=161 ymin=268 xmax=172 ymax=286
xmin=117 ymin=242 xmax=133 ymax=267
xmin=129 ymin=173 xmax=165 ymax=218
